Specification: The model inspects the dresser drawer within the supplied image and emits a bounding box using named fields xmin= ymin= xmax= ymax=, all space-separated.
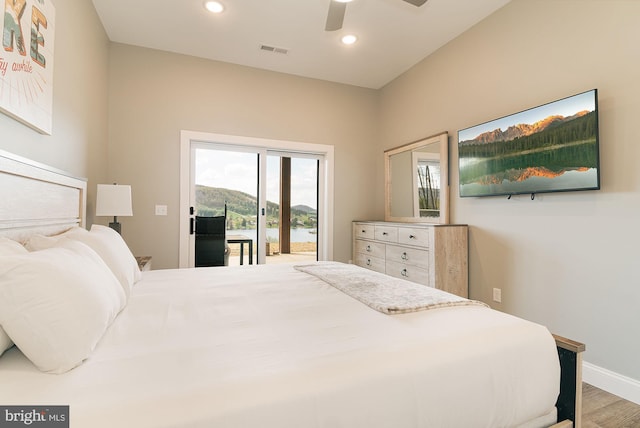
xmin=397 ymin=227 xmax=429 ymax=248
xmin=353 ymin=221 xmax=468 ymax=298
xmin=386 ymin=261 xmax=429 ymax=286
xmin=385 ymin=245 xmax=429 ymax=270
xmin=354 ymin=223 xmax=375 ymax=240
xmin=355 ymin=239 xmax=386 ymax=259
xmin=374 ymin=225 xmax=398 ymax=243
xmin=355 ymin=254 xmax=386 ymax=274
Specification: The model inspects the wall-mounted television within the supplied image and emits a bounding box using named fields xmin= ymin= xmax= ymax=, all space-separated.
xmin=458 ymin=89 xmax=600 ymax=198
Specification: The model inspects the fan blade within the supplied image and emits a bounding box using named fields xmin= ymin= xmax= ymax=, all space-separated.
xmin=403 ymin=0 xmax=428 ymax=6
xmin=325 ymin=0 xmax=347 ymax=31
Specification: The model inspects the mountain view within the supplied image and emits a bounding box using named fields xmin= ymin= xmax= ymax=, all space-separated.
xmin=458 ymin=108 xmax=599 ymax=196
xmin=195 ymin=185 xmax=317 ymax=230
xmin=458 ymin=110 xmax=597 ymax=160
xmin=459 ymin=111 xmax=591 ymax=146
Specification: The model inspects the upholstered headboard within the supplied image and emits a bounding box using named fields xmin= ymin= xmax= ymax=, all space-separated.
xmin=0 ymin=150 xmax=87 ymax=242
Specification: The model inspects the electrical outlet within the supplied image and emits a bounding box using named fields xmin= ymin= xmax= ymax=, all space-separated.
xmin=493 ymin=288 xmax=502 ymax=303
xmin=155 ymin=205 xmax=168 ymax=216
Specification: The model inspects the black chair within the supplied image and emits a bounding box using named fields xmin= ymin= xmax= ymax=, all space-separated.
xmin=195 ymin=208 xmax=230 ymax=267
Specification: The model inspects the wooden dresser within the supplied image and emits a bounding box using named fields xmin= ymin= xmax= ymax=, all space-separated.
xmin=352 ymin=221 xmax=468 ymax=297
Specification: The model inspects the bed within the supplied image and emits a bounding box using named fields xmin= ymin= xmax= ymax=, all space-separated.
xmin=0 ymin=149 xmax=584 ymax=428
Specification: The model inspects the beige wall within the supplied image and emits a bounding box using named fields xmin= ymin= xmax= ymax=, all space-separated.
xmin=107 ymin=44 xmax=380 ymax=268
xmin=379 ymin=0 xmax=640 ymax=382
xmin=0 ymin=0 xmax=109 ymax=218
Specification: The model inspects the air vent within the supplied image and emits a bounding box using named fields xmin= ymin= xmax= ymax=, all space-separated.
xmin=260 ymin=44 xmax=289 ymax=55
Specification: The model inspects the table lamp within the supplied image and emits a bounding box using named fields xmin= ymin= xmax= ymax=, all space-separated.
xmin=96 ymin=184 xmax=133 ymax=234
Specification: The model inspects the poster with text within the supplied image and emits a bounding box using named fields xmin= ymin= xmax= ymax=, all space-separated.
xmin=1 ymin=0 xmax=55 ymax=134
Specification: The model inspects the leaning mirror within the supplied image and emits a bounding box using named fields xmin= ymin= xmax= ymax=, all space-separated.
xmin=384 ymin=132 xmax=449 ymax=224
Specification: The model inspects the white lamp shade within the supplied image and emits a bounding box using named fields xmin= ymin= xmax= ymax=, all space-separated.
xmin=96 ymin=184 xmax=133 ymax=217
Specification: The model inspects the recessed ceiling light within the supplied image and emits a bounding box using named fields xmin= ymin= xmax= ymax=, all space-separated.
xmin=204 ymin=1 xmax=224 ymax=13
xmin=341 ymin=34 xmax=358 ymax=45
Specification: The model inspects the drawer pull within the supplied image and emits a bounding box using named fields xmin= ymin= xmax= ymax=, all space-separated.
xmin=401 ymin=268 xmax=408 ymax=277
xmin=409 ymin=234 xmax=416 ymax=239
xmin=366 ymin=245 xmax=371 ymax=252
xmin=401 ymin=252 xmax=408 ymax=260
xmin=382 ymin=232 xmax=388 ymax=236
xmin=366 ymin=258 xmax=372 ymax=266
xmin=361 ymin=230 xmax=366 ymax=233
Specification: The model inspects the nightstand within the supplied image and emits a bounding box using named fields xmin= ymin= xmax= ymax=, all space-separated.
xmin=135 ymin=256 xmax=152 ymax=271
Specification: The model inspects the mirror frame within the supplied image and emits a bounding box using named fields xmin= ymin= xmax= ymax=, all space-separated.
xmin=384 ymin=131 xmax=449 ymax=224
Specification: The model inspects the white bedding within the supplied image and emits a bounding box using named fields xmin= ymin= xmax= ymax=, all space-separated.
xmin=0 ymin=263 xmax=560 ymax=428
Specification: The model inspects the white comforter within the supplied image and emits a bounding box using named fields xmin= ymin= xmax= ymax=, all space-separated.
xmin=0 ymin=263 xmax=560 ymax=428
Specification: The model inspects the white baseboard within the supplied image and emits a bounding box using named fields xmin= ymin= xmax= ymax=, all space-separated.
xmin=583 ymin=361 xmax=640 ymax=405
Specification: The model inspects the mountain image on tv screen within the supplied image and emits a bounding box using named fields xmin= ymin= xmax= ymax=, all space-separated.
xmin=457 ymin=89 xmax=600 ymax=197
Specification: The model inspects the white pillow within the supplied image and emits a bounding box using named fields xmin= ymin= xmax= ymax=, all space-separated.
xmin=27 ymin=225 xmax=141 ymax=299
xmin=0 ymin=237 xmax=27 ymax=256
xmin=0 ymin=239 xmax=126 ymax=373
xmin=23 ymin=227 xmax=88 ymax=251
xmin=0 ymin=238 xmax=26 ymax=356
xmin=87 ymin=225 xmax=142 ymax=294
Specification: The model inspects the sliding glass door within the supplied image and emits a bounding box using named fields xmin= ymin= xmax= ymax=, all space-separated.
xmin=194 ymin=146 xmax=261 ymax=266
xmin=264 ymin=153 xmax=319 ymax=264
xmin=179 ymin=131 xmax=334 ymax=268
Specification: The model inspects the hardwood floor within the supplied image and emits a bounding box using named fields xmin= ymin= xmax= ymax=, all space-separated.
xmin=582 ymin=383 xmax=640 ymax=427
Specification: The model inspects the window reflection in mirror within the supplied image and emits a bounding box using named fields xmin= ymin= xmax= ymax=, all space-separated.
xmin=414 ymin=154 xmax=440 ymax=218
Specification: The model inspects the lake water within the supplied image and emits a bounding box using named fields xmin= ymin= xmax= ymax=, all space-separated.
xmin=228 ymin=228 xmax=317 ymax=243
xmin=459 ymin=143 xmax=599 ymax=196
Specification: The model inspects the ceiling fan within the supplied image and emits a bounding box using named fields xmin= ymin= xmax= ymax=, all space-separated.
xmin=325 ymin=0 xmax=429 ymax=31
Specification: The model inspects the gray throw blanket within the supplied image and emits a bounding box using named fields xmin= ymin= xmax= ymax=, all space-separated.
xmin=294 ymin=262 xmax=488 ymax=315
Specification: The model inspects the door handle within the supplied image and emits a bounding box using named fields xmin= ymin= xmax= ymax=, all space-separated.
xmin=190 ymin=218 xmax=195 ymax=235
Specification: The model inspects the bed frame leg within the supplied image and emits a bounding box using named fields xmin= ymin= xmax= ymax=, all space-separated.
xmin=553 ymin=334 xmax=585 ymax=428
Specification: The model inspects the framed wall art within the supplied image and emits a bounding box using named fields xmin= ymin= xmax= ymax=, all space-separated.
xmin=1 ymin=0 xmax=55 ymax=134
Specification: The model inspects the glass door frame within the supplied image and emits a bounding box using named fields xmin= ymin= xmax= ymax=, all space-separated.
xmin=192 ymin=142 xmax=266 ymax=266
xmin=267 ymin=150 xmax=323 ymax=263
xmin=179 ymin=130 xmax=334 ymax=268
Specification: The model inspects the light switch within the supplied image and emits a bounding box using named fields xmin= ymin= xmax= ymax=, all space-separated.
xmin=155 ymin=205 xmax=168 ymax=216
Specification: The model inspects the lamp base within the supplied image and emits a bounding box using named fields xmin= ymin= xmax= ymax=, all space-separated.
xmin=108 ymin=221 xmax=122 ymax=234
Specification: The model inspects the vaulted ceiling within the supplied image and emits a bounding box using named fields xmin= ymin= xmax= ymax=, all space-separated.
xmin=92 ymin=0 xmax=511 ymax=89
